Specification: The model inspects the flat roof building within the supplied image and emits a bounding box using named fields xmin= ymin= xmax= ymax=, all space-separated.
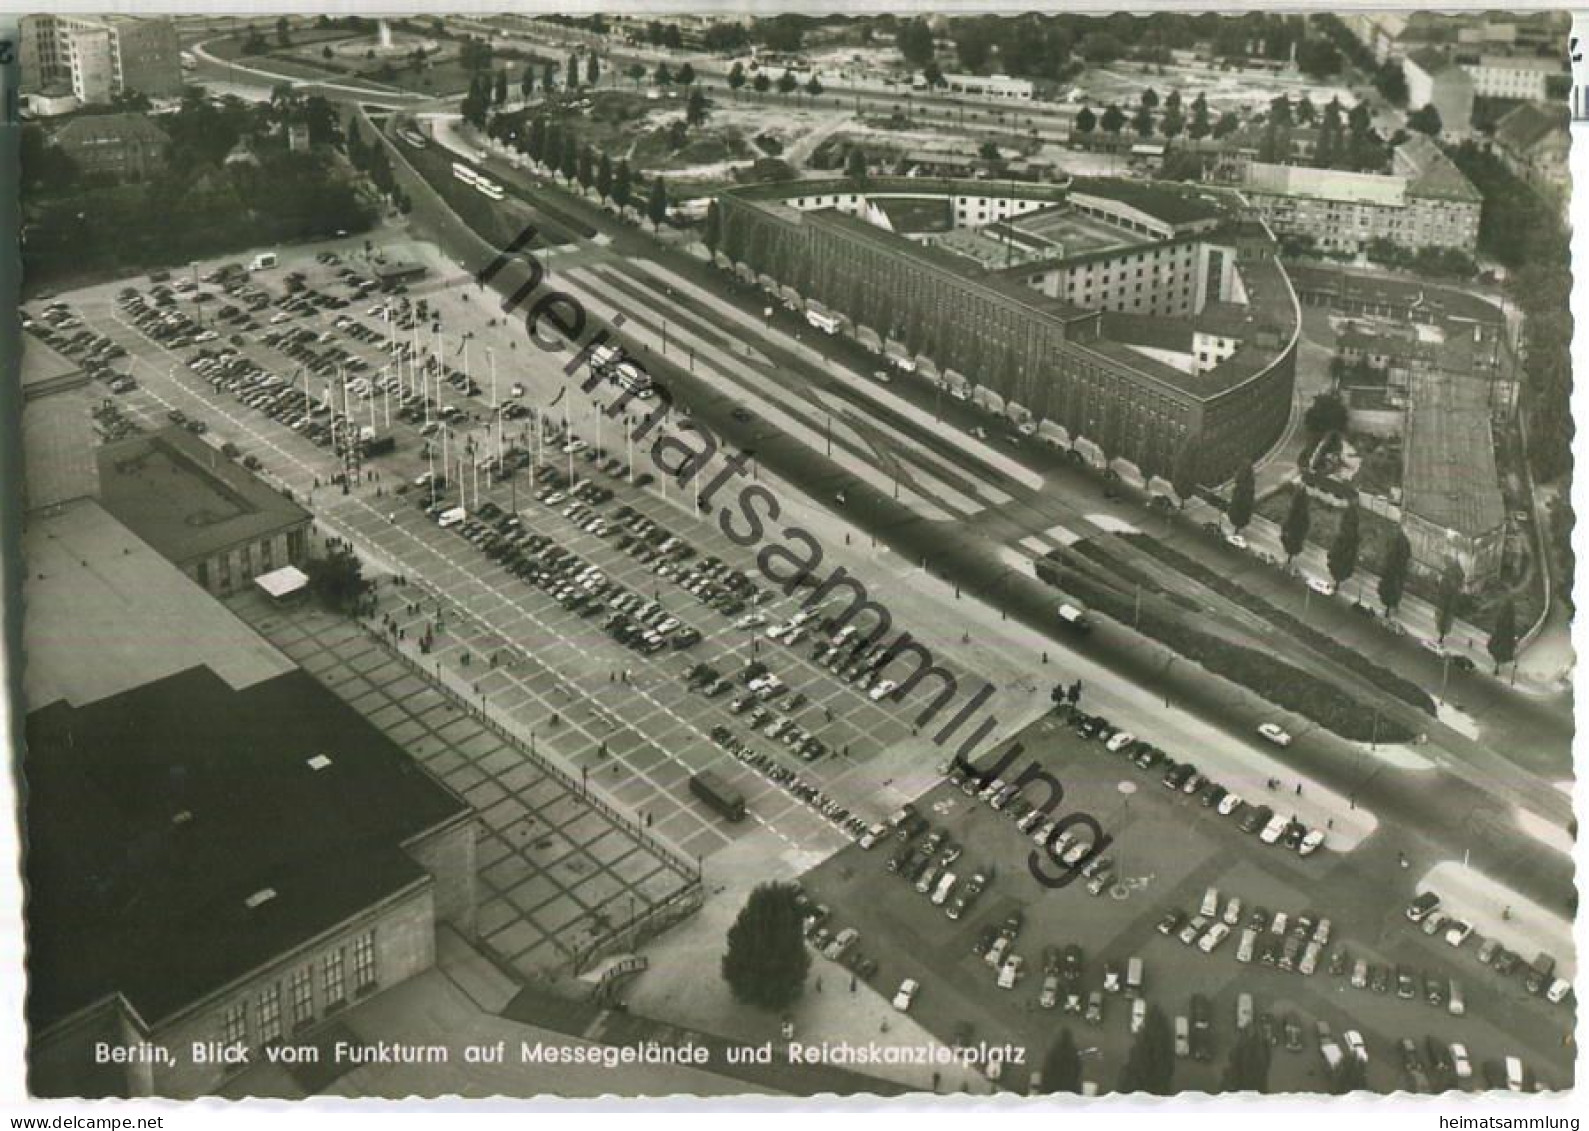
xmin=22 ymin=501 xmax=476 ymax=1099
xmin=96 ymin=426 xmax=312 ymax=596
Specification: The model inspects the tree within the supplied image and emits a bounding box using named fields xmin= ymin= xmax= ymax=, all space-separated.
xmin=305 ymin=548 xmax=370 ymax=614
xmin=647 ymin=176 xmax=669 ymax=230
xmin=567 ymin=52 xmax=581 ymax=90
xmin=922 ymin=61 xmax=944 ymax=88
xmin=979 ymin=140 xmax=1002 ymax=162
xmin=1213 ymin=110 xmax=1240 ymax=138
xmin=1133 ymin=105 xmax=1155 ymax=137
xmin=805 ymin=75 xmax=823 ymax=101
xmin=543 ymin=61 xmax=558 ymax=93
xmin=559 ymin=131 xmax=578 ymax=182
xmin=1303 ymin=392 xmax=1348 ymax=436
xmin=275 ymin=16 xmax=292 ymax=48
xmin=612 ymin=159 xmax=633 ymax=215
xmin=586 ymin=54 xmax=600 ymax=88
xmin=1487 ymin=596 xmax=1518 ymax=675
xmin=1407 ymin=104 xmax=1443 ymax=136
xmin=753 ymin=72 xmax=772 ymax=95
xmin=577 ymin=144 xmax=595 ymax=193
xmin=1119 ymin=1005 xmax=1175 ymax=1095
xmin=677 ymin=62 xmax=696 ymax=87
xmin=1436 ymin=560 xmax=1465 ymax=643
xmin=626 ymin=62 xmax=646 ymax=90
xmin=777 ymin=70 xmax=799 ymax=98
xmin=687 ymin=86 xmax=710 ymax=126
xmin=1374 ymin=60 xmax=1409 ymax=106
xmin=1043 ymin=1029 xmax=1083 ymax=1094
xmin=493 ymin=70 xmax=508 ymax=107
xmin=1140 ymin=87 xmax=1160 ymax=111
xmin=1075 ymin=106 xmax=1098 ymax=135
xmin=1297 ymin=38 xmax=1342 ymax=80
xmin=1161 ymin=105 xmax=1185 ymax=139
xmin=1221 ymin=1030 xmax=1272 ymax=1092
xmin=899 ymin=18 xmax=936 ymax=67
xmin=1100 ymin=104 xmax=1126 ymax=138
xmin=1171 ymin=442 xmax=1202 ymax=507
xmin=654 ymin=62 xmax=673 ymax=87
xmin=1327 ymin=505 xmax=1361 ymax=587
xmin=595 ymin=151 xmax=613 ymax=202
xmin=1378 ymin=530 xmax=1411 ymax=614
xmin=1281 ymin=490 xmax=1311 ymax=566
xmin=704 ymin=199 xmax=722 ymax=261
xmin=520 ymin=65 xmax=535 ymax=101
xmin=1227 ymin=463 xmax=1256 ymax=531
xmin=728 ymin=62 xmax=746 ymax=99
xmin=720 ymin=882 xmax=809 ymax=1010
xmin=845 ymin=146 xmax=868 ymax=180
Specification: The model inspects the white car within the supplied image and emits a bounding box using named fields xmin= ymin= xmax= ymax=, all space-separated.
xmin=1257 ymin=723 xmax=1293 ymax=747
xmin=868 ymin=679 xmax=899 ymax=702
xmin=1105 ymin=731 xmax=1136 ymax=753
xmin=1235 ymin=927 xmax=1258 ymax=964
xmin=1039 ymin=973 xmax=1060 ymax=1010
xmin=1344 ymin=1030 xmax=1368 ymax=1063
xmin=1217 ymin=792 xmax=1243 ymax=817
xmin=1131 ymin=998 xmax=1147 ymax=1034
xmin=997 ymin=955 xmax=1025 ymax=989
xmin=1224 ymin=532 xmax=1248 ymax=550
xmin=1306 ymin=576 xmax=1336 ymax=597
xmin=858 ymin=823 xmax=886 ymax=850
xmin=984 ymin=935 xmax=1011 ymax=968
xmin=1198 ymin=923 xmax=1232 ymax=953
xmin=1222 ymin=897 xmax=1243 ymax=927
xmin=734 ymin=612 xmax=768 ymax=629
xmin=1298 ymin=829 xmax=1326 ymax=856
xmin=892 ymin=978 xmax=919 ymax=1012
xmin=1450 ymin=1043 xmax=1472 ymax=1080
xmin=1260 ymin=814 xmax=1289 ymax=844
xmin=931 ymin=872 xmax=957 ymax=906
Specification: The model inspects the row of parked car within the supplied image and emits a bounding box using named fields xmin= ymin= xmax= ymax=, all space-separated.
xmin=1068 ymin=705 xmax=1327 ymax=856
xmin=22 ymin=302 xmax=130 ymax=388
xmin=706 ymin=726 xmax=869 ymax=842
xmin=1406 ymin=890 xmax=1571 ymax=1005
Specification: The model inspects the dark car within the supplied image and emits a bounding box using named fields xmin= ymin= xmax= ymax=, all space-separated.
xmin=1239 ymin=804 xmax=1274 ymax=835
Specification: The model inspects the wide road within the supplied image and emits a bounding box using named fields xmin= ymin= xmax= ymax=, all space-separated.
xmin=368 ymin=109 xmax=1575 ymax=921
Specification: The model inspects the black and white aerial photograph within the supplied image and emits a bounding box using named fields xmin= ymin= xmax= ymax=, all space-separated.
xmin=2 ymin=2 xmax=1580 ymax=1109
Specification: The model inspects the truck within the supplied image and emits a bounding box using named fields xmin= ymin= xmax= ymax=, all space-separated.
xmin=689 ymin=769 xmax=746 ymax=822
xmin=250 ymin=251 xmax=278 ymax=271
xmin=805 ymin=303 xmax=842 ymax=335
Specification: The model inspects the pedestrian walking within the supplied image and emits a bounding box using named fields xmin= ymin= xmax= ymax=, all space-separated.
xmin=1295 ymin=783 xmax=1303 ymax=796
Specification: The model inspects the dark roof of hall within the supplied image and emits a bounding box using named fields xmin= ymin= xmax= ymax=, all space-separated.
xmin=24 ymin=665 xmax=469 ymax=1032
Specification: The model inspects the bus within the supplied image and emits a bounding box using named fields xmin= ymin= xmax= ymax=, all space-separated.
xmin=689 ymin=770 xmax=746 ymax=822
xmin=452 ymin=162 xmax=481 ymax=187
xmin=805 ymin=305 xmax=842 ymax=335
xmin=612 ymin=361 xmax=654 ymax=398
xmin=397 ymin=127 xmax=428 ymax=149
xmin=476 ymin=178 xmax=504 ymax=201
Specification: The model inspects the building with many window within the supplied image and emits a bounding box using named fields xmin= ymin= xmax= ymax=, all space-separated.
xmin=19 ymin=14 xmax=182 ymax=105
xmin=1238 ymin=134 xmax=1481 ymax=254
xmin=1457 ymin=53 xmax=1568 ymax=102
xmin=716 ymin=176 xmax=1299 ymax=485
xmin=23 ymin=499 xmax=477 ymax=1099
xmin=1491 ymin=102 xmax=1570 ymax=215
xmin=96 ymin=426 xmax=312 ymax=597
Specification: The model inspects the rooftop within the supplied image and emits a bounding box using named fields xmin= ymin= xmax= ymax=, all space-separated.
xmin=22 ymin=500 xmax=293 ymax=711
xmin=1494 ymin=102 xmax=1569 ymax=153
xmin=1407 ymin=47 xmax=1460 ymax=76
xmin=1244 ymin=161 xmax=1406 ymax=207
xmin=54 ymin=111 xmax=170 ymax=148
xmin=1402 ymin=368 xmax=1506 ymax=538
xmin=1396 ymin=134 xmax=1483 ymax=203
xmin=1285 ymin=263 xmax=1505 ymax=327
xmin=870 ymin=195 xmax=953 ymax=234
xmin=25 ymin=663 xmax=469 ymax=1031
xmin=20 ymin=336 xmax=82 ymax=393
xmin=96 ymin=426 xmax=310 ymax=566
xmin=1067 ymin=178 xmax=1228 ymax=227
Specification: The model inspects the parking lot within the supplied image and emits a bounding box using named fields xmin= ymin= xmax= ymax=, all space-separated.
xmin=22 ymin=243 xmax=975 ymax=870
xmin=797 ymin=703 xmax=1575 ymax=1094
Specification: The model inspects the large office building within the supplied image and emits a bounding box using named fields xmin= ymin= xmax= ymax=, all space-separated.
xmin=96 ymin=426 xmax=312 ymax=597
xmin=1238 ymin=134 xmax=1481 ymax=254
xmin=23 ymin=500 xmax=477 ymax=1099
xmin=716 ymin=177 xmax=1299 ymax=484
xmin=1457 ymin=53 xmax=1567 ymax=102
xmin=19 ymin=14 xmax=182 ymax=105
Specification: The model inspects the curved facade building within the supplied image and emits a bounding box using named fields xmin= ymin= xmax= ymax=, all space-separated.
xmin=716 ymin=177 xmax=1299 ymax=485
